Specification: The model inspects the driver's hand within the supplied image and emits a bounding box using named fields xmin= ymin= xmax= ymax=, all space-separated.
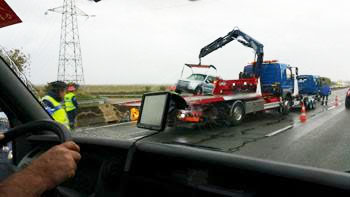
xmin=26 ymin=141 xmax=81 ymax=190
xmin=0 ymin=132 xmax=4 ymax=140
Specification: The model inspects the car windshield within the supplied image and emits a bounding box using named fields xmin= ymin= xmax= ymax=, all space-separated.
xmin=1 ymin=0 xmax=350 ymax=174
xmin=187 ymin=74 xmax=206 ymax=81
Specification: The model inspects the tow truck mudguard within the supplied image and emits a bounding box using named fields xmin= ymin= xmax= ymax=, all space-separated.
xmin=170 ymin=93 xmax=188 ymax=109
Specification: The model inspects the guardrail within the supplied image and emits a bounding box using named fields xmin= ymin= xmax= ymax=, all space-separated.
xmin=96 ymin=94 xmax=142 ymax=98
xmin=331 ymin=86 xmax=349 ymax=90
xmin=79 ymin=98 xmax=107 ymax=105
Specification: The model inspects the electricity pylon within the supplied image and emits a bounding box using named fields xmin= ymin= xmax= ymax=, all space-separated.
xmin=47 ymin=0 xmax=94 ymax=84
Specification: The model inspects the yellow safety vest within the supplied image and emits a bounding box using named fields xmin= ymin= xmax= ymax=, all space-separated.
xmin=42 ymin=95 xmax=70 ymax=129
xmin=64 ymin=92 xmax=76 ymax=112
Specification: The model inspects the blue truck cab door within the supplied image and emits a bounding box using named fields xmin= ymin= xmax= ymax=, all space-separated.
xmin=280 ymin=64 xmax=294 ymax=97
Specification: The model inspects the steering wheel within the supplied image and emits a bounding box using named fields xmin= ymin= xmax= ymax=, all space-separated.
xmin=0 ymin=120 xmax=71 ymax=146
xmin=0 ymin=120 xmax=74 ymax=197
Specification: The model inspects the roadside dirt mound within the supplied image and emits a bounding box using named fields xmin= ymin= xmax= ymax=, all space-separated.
xmin=76 ymin=104 xmax=135 ymax=127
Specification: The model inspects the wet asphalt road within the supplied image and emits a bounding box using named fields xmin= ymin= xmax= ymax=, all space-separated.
xmin=76 ymin=88 xmax=350 ymax=171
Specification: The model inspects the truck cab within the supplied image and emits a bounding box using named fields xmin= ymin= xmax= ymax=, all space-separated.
xmin=297 ymin=75 xmax=321 ymax=95
xmin=243 ymin=61 xmax=296 ymax=97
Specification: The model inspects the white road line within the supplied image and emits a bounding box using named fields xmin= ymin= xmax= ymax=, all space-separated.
xmin=265 ymin=125 xmax=293 ymax=137
xmin=327 ymin=106 xmax=336 ymax=110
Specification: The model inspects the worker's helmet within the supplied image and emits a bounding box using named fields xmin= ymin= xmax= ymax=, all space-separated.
xmin=67 ymin=85 xmax=76 ymax=92
xmin=47 ymin=81 xmax=67 ymax=92
xmin=67 ymin=82 xmax=78 ymax=92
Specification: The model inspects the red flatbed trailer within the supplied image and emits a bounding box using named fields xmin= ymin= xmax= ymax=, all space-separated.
xmin=173 ymin=77 xmax=286 ymax=126
xmin=119 ymin=77 xmax=286 ymax=127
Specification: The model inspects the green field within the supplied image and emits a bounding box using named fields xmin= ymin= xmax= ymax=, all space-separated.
xmin=35 ymin=84 xmax=172 ymax=99
xmin=81 ymin=84 xmax=170 ymax=95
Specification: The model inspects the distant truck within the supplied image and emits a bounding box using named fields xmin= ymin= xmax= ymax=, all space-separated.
xmin=298 ymin=75 xmax=321 ymax=95
xmin=175 ymin=64 xmax=219 ymax=95
xmin=297 ymin=75 xmax=321 ymax=109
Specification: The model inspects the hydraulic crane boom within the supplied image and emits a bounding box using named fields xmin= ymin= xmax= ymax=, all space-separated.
xmin=199 ymin=27 xmax=264 ymax=76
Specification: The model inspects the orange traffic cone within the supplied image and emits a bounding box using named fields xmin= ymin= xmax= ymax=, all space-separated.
xmin=299 ymin=102 xmax=307 ymax=123
xmin=335 ymin=96 xmax=339 ymax=107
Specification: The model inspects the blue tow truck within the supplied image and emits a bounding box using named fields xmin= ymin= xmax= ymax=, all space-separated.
xmin=297 ymin=75 xmax=321 ymax=109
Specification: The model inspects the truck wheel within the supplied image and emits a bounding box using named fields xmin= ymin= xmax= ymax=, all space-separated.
xmin=229 ymin=102 xmax=245 ymax=126
xmin=280 ymin=100 xmax=290 ymax=115
xmin=310 ymin=100 xmax=316 ymax=110
xmin=194 ymin=87 xmax=203 ymax=95
xmin=303 ymin=98 xmax=309 ymax=110
xmin=313 ymin=100 xmax=317 ymax=109
xmin=309 ymin=101 xmax=313 ymax=110
xmin=307 ymin=101 xmax=312 ymax=111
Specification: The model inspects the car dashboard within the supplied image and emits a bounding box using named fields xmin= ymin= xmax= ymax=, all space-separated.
xmin=23 ymin=135 xmax=350 ymax=197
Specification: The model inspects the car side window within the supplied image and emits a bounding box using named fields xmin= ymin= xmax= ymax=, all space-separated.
xmin=0 ymin=109 xmax=12 ymax=161
xmin=194 ymin=75 xmax=204 ymax=81
xmin=0 ymin=111 xmax=9 ymax=131
xmin=207 ymin=76 xmax=214 ymax=83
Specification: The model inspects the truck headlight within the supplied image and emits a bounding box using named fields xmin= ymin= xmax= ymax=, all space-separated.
xmin=177 ymin=111 xmax=186 ymax=119
xmin=179 ymin=113 xmax=186 ymax=119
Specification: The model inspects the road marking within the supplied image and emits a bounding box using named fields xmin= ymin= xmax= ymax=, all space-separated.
xmin=327 ymin=106 xmax=336 ymax=110
xmin=265 ymin=125 xmax=293 ymax=137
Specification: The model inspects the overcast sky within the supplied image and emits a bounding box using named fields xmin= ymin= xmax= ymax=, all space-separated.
xmin=1 ymin=0 xmax=349 ymax=84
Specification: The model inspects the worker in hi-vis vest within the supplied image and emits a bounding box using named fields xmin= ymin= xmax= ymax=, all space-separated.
xmin=42 ymin=81 xmax=70 ymax=129
xmin=64 ymin=83 xmax=79 ymax=129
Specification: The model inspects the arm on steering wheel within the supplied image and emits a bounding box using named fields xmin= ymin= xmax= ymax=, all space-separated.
xmin=0 ymin=120 xmax=80 ymax=197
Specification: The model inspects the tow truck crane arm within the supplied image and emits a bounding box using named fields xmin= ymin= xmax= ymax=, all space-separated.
xmin=199 ymin=27 xmax=264 ymax=76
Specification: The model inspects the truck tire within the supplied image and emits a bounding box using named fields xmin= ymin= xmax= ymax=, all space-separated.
xmin=280 ymin=99 xmax=290 ymax=115
xmin=303 ymin=98 xmax=310 ymax=110
xmin=309 ymin=101 xmax=314 ymax=110
xmin=194 ymin=87 xmax=203 ymax=95
xmin=228 ymin=102 xmax=245 ymax=126
xmin=311 ymin=100 xmax=316 ymax=110
xmin=306 ymin=101 xmax=312 ymax=110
